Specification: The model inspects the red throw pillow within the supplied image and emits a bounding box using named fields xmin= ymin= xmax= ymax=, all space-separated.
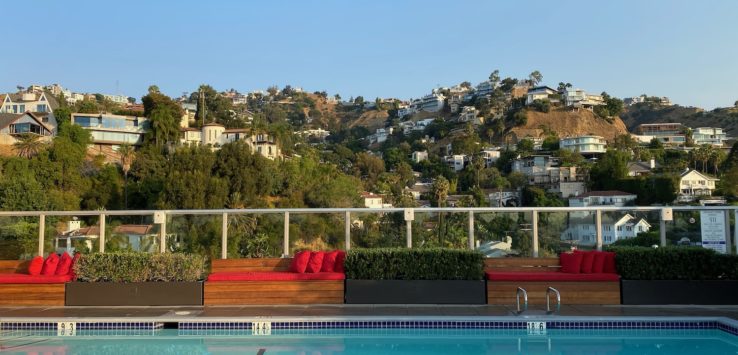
xmin=334 ymin=250 xmax=347 ymax=273
xmin=55 ymin=252 xmax=73 ymax=276
xmin=321 ymin=250 xmax=339 ymax=272
xmin=28 ymin=256 xmax=44 ymax=276
xmin=592 ymin=252 xmax=607 ymax=273
xmin=306 ymin=251 xmax=325 ymax=273
xmin=560 ymin=252 xmax=583 ymax=274
xmin=579 ymin=251 xmax=596 ymax=274
xmin=602 ymin=252 xmax=617 ymax=274
xmin=41 ymin=253 xmax=60 ymax=276
xmin=288 ymin=251 xmax=312 ymax=273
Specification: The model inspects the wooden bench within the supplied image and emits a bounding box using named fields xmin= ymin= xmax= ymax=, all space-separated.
xmin=0 ymin=260 xmax=67 ymax=306
xmin=485 ymin=258 xmax=621 ymax=305
xmin=204 ymin=258 xmax=345 ymax=305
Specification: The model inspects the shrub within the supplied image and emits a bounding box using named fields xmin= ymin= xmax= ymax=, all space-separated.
xmin=608 ymin=246 xmax=738 ymax=280
xmin=74 ymin=252 xmax=205 ymax=282
xmin=345 ymin=248 xmax=484 ymax=280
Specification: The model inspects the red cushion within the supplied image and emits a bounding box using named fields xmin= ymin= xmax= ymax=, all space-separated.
xmin=592 ymin=252 xmax=607 ymax=273
xmin=321 ymin=251 xmax=339 ymax=272
xmin=28 ymin=256 xmax=44 ymax=276
xmin=603 ymin=252 xmax=617 ymax=274
xmin=485 ymin=271 xmax=620 ymax=282
xmin=306 ymin=251 xmax=325 ymax=273
xmin=69 ymin=253 xmax=81 ymax=277
xmin=41 ymin=253 xmax=59 ymax=276
xmin=334 ymin=250 xmax=346 ymax=273
xmin=0 ymin=274 xmax=73 ymax=284
xmin=560 ymin=252 xmax=583 ymax=274
xmin=55 ymin=253 xmax=73 ymax=276
xmin=579 ymin=251 xmax=595 ymax=274
xmin=207 ymin=271 xmax=345 ymax=281
xmin=288 ymin=251 xmax=311 ymax=273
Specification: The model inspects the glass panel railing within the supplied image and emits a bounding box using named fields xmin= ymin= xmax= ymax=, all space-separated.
xmin=226 ymin=212 xmax=283 ymax=258
xmin=0 ymin=216 xmax=42 ymax=260
xmin=351 ymin=211 xmax=405 ymax=249
xmin=289 ymin=213 xmax=346 ymax=253
xmin=103 ymin=214 xmax=159 ymax=253
xmin=474 ymin=211 xmax=534 ymax=257
xmin=166 ymin=214 xmax=222 ymax=259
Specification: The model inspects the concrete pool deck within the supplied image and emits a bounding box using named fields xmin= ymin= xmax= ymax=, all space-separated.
xmin=2 ymin=304 xmax=738 ymax=321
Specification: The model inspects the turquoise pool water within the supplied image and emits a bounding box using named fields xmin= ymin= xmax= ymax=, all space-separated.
xmin=2 ymin=329 xmax=738 ymax=354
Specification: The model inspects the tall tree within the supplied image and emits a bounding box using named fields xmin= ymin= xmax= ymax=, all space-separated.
xmin=528 ymin=70 xmax=543 ymax=86
xmin=142 ymin=86 xmax=183 ymax=147
xmin=489 ymin=70 xmax=500 ymax=86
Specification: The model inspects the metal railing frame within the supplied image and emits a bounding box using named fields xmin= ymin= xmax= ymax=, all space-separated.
xmin=2 ymin=206 xmax=734 ymax=258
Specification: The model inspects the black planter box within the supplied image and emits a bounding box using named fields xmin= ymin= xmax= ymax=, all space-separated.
xmin=345 ymin=280 xmax=486 ymax=304
xmin=66 ymin=282 xmax=203 ymax=306
xmin=622 ymin=280 xmax=738 ymax=305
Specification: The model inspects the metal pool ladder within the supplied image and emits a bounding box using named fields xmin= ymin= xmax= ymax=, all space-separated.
xmin=516 ymin=287 xmax=528 ymax=315
xmin=546 ymin=287 xmax=561 ymax=314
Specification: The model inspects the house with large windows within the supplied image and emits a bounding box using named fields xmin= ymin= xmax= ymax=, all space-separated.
xmin=0 ymin=112 xmax=55 ymax=145
xmin=692 ymin=127 xmax=727 ymax=147
xmin=0 ymin=90 xmax=58 ymax=114
xmin=559 ymin=135 xmax=607 ymax=155
xmin=511 ymin=155 xmax=587 ymax=197
xmin=71 ymin=113 xmax=150 ymax=149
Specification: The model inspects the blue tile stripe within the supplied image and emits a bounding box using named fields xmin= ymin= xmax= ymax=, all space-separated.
xmin=2 ymin=319 xmax=737 ymax=336
xmin=0 ymin=321 xmax=163 ymax=331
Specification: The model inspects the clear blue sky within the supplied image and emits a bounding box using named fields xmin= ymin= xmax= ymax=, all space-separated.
xmin=2 ymin=0 xmax=737 ymax=109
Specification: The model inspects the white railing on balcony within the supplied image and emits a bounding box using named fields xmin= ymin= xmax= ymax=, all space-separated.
xmin=0 ymin=206 xmax=735 ymax=259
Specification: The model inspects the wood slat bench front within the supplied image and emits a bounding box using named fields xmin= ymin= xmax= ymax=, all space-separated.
xmin=204 ymin=258 xmax=344 ymax=305
xmin=0 ymin=260 xmax=66 ymax=306
xmin=485 ymin=257 xmax=621 ymax=305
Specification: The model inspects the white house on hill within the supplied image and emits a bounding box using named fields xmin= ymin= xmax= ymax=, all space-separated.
xmin=678 ymin=169 xmax=719 ymax=202
xmin=561 ymin=214 xmax=652 ymax=246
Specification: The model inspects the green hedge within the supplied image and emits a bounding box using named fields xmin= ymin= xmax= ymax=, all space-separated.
xmin=74 ymin=253 xmax=206 ymax=282
xmin=344 ymin=248 xmax=484 ymax=280
xmin=609 ymin=246 xmax=738 ymax=280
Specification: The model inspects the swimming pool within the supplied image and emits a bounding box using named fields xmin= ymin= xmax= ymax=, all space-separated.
xmin=2 ymin=318 xmax=738 ymax=354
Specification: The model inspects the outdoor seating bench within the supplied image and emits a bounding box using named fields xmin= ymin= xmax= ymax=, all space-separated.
xmin=204 ymin=258 xmax=345 ymax=305
xmin=485 ymin=257 xmax=621 ymax=305
xmin=0 ymin=260 xmax=69 ymax=306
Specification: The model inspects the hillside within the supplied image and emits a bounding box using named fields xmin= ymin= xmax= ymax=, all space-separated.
xmin=347 ymin=110 xmax=389 ymax=131
xmin=506 ymin=108 xmax=629 ymax=142
xmin=620 ymin=103 xmax=738 ymax=136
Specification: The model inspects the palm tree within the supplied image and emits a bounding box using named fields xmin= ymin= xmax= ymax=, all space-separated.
xmin=117 ymin=144 xmax=135 ymax=209
xmin=432 ymin=176 xmax=450 ymax=245
xmin=13 ymin=133 xmax=45 ymax=159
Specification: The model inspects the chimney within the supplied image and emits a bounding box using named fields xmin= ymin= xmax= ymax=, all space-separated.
xmin=649 ymin=159 xmax=655 ymax=169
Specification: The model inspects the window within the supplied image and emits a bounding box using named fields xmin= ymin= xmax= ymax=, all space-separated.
xmin=638 ymin=226 xmax=643 ymax=232
xmin=626 ymin=226 xmax=632 ymax=231
xmin=617 ymin=226 xmax=623 ymax=231
xmin=37 ymin=104 xmax=47 ymax=112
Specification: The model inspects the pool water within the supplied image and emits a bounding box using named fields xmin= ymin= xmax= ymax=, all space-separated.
xmin=2 ymin=329 xmax=737 ymax=354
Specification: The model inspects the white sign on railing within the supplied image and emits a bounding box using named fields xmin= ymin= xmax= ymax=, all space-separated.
xmin=700 ymin=211 xmax=726 ymax=254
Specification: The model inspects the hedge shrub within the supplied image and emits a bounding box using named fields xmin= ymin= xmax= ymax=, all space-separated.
xmin=345 ymin=248 xmax=484 ymax=280
xmin=74 ymin=253 xmax=205 ymax=282
xmin=609 ymin=246 xmax=738 ymax=280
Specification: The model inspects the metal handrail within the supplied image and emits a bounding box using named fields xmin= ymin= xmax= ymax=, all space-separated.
xmin=546 ymin=287 xmax=561 ymax=314
xmin=516 ymin=287 xmax=528 ymax=314
xmin=0 ymin=205 xmax=734 ymax=217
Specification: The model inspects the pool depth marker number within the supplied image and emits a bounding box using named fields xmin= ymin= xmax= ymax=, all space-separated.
xmin=527 ymin=321 xmax=546 ymax=335
xmin=57 ymin=321 xmax=77 ymax=336
xmin=252 ymin=321 xmax=272 ymax=335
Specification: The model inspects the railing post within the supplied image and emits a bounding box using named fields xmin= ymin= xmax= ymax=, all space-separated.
xmin=99 ymin=213 xmax=106 ymax=253
xmin=221 ymin=212 xmax=228 ymax=259
xmin=38 ymin=214 xmax=45 ymax=257
xmin=344 ymin=211 xmax=351 ymax=251
xmin=159 ymin=215 xmax=166 ymax=253
xmin=283 ymin=211 xmax=290 ymax=256
xmin=595 ymin=209 xmax=603 ymax=251
xmin=468 ymin=211 xmax=475 ymax=250
xmin=532 ymin=210 xmax=539 ymax=257
xmin=404 ymin=208 xmax=414 ymax=248
xmin=659 ymin=210 xmax=667 ymax=247
xmin=724 ymin=210 xmax=732 ymax=254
